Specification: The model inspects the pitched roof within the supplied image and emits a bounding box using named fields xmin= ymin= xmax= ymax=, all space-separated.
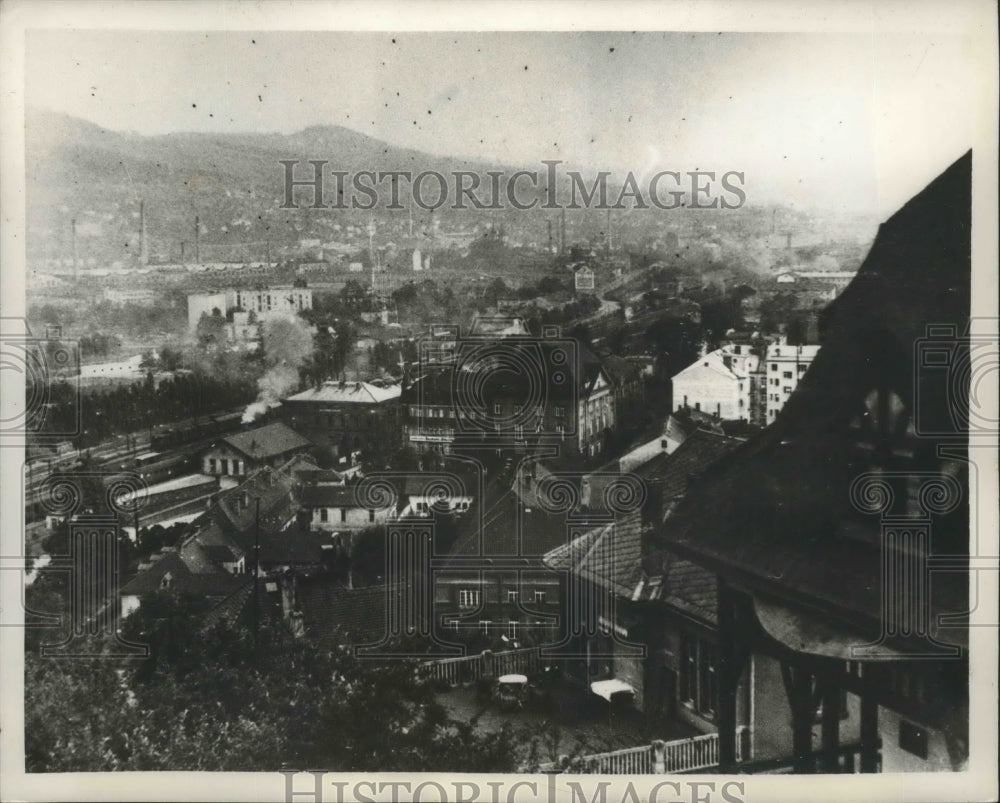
xmin=633 ymin=555 xmax=718 ymax=624
xmin=258 ymin=529 xmax=336 ymax=566
xmin=542 ymin=513 xmax=644 ymax=598
xmin=119 ymin=550 xmax=244 ymax=597
xmin=299 ymin=484 xmax=369 ymax=509
xmin=284 ymin=380 xmax=401 ymax=405
xmin=208 ymin=466 xmax=299 ymax=548
xmin=651 ymin=428 xmax=745 ymax=508
xmin=297 ymin=580 xmax=407 ymax=647
xmin=220 ymin=422 xmax=312 ymax=461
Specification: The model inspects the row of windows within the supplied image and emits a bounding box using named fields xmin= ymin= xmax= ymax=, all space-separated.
xmin=302 ymin=412 xmax=391 ymax=430
xmin=446 ymin=618 xmax=523 ymax=637
xmin=408 ymin=405 xmax=568 ymax=419
xmin=457 ymin=588 xmax=547 ymax=608
xmin=208 ymin=457 xmax=245 ymax=476
xmin=318 ymin=507 xmax=377 ymax=523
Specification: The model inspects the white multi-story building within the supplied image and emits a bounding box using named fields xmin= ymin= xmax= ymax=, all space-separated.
xmin=671 ymin=344 xmax=760 ymax=422
xmin=227 ymin=286 xmax=312 ymax=316
xmin=763 ymin=343 xmax=820 ymax=423
xmin=187 ymin=287 xmax=312 ymax=330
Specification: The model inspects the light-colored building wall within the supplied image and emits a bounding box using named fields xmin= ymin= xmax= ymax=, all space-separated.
xmin=310 ymin=505 xmax=394 ymax=530
xmin=187 ymin=292 xmax=228 ymax=330
xmin=764 ymin=344 xmax=820 ymax=423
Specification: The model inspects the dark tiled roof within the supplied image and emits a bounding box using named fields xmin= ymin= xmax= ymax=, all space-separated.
xmin=297 ymin=581 xmax=407 ymax=647
xmin=651 ymin=428 xmax=745 ymax=507
xmin=299 ymin=484 xmax=368 ymax=509
xmin=221 ymin=422 xmax=312 ymax=461
xmin=201 ymin=543 xmax=240 ymax=564
xmin=201 ymin=579 xmax=256 ymax=629
xmin=258 ymin=529 xmax=336 ymax=566
xmin=634 ymin=555 xmax=718 ymax=624
xmin=210 ymin=467 xmax=298 ymax=547
xmin=542 ymin=513 xmax=644 ymax=598
xmin=119 ymin=550 xmax=244 ymax=597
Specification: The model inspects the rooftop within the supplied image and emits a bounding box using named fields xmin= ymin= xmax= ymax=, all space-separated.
xmin=221 ymin=422 xmax=313 ymax=461
xmin=284 ymin=380 xmax=401 ymax=405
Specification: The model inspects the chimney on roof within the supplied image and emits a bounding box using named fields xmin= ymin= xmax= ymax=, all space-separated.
xmin=640 ymin=482 xmax=665 ymax=555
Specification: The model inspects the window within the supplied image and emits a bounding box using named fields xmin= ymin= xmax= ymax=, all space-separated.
xmin=508 ymin=619 xmax=519 ymax=638
xmin=698 ymin=643 xmax=717 ymax=715
xmin=679 ymin=634 xmax=718 ymax=718
xmin=368 ymin=509 xmax=376 ymax=522
xmin=320 ymin=508 xmax=329 ymax=522
xmin=506 ymin=588 xmax=519 ymax=603
xmin=771 ymin=364 xmax=778 ymax=371
xmin=680 ymin=635 xmax=697 ymax=703
xmin=208 ymin=458 xmax=217 ymax=474
xmin=783 ymin=371 xmax=793 ymax=379
xmin=480 ymin=620 xmax=491 ymax=635
xmin=459 ymin=589 xmax=481 ymax=609
xmin=340 ymin=509 xmax=347 ymax=523
xmin=899 ymin=720 xmax=929 ymax=760
xmin=533 ymin=590 xmax=547 ymax=603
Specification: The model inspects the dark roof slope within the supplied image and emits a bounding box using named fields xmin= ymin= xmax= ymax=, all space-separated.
xmin=297 ymin=581 xmax=406 ymax=647
xmin=221 ymin=422 xmax=312 ymax=461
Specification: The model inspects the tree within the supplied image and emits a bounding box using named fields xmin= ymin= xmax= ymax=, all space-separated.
xmin=195 ymin=310 xmax=227 ymax=349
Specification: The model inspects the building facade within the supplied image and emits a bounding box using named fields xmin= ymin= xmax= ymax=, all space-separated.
xmin=763 ymin=343 xmax=820 ymax=423
xmin=281 ymin=379 xmax=402 ymax=458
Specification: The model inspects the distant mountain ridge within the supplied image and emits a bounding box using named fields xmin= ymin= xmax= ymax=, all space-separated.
xmin=25 ymin=108 xmax=519 ymax=265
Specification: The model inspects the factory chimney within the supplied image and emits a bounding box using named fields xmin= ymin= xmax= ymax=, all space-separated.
xmin=195 ymin=215 xmax=201 ymax=263
xmin=71 ymin=217 xmax=78 ymax=280
xmin=139 ymin=200 xmax=149 ymax=266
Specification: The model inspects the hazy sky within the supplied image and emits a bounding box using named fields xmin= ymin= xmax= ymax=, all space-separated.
xmin=26 ymin=30 xmax=981 ymax=216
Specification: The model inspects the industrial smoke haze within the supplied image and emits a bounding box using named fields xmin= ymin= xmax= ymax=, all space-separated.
xmin=243 ymin=314 xmax=313 ymax=423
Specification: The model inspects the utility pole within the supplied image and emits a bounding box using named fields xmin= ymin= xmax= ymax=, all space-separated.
xmin=253 ymin=496 xmax=261 ymax=643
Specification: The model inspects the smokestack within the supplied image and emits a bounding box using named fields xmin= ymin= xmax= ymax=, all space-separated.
xmin=195 ymin=215 xmax=201 ymax=263
xmin=547 ymin=219 xmax=553 ymax=255
xmin=180 ymin=241 xmax=186 ymax=263
xmin=606 ymin=208 xmax=612 ymax=257
xmin=139 ymin=200 xmax=149 ymax=266
xmin=265 ymin=239 xmax=271 ymax=265
xmin=71 ymin=217 xmax=78 ymax=280
xmin=560 ymin=207 xmax=566 ymax=255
